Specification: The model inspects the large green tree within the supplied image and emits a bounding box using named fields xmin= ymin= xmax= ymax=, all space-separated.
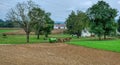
xmin=28 ymin=7 xmax=54 ymax=39
xmin=28 ymin=7 xmax=45 ymax=39
xmin=87 ymin=0 xmax=117 ymax=40
xmin=43 ymin=13 xmax=54 ymax=38
xmin=118 ymin=17 xmax=120 ymax=32
xmin=66 ymin=11 xmax=76 ymax=34
xmin=7 ymin=0 xmax=37 ymax=43
xmin=66 ymin=11 xmax=89 ymax=38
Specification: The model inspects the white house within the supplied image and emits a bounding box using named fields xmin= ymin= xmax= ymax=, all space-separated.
xmin=54 ymin=24 xmax=67 ymax=29
xmin=81 ymin=29 xmax=91 ymax=37
xmin=116 ymin=29 xmax=120 ymax=35
xmin=54 ymin=23 xmax=91 ymax=37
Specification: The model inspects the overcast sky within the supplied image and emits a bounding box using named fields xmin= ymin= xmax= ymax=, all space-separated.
xmin=0 ymin=0 xmax=120 ymax=22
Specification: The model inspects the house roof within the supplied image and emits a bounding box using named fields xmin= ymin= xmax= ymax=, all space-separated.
xmin=54 ymin=24 xmax=66 ymax=27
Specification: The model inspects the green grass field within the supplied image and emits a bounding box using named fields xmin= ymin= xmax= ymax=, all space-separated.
xmin=0 ymin=34 xmax=70 ymax=44
xmin=0 ymin=28 xmax=70 ymax=44
xmin=67 ymin=38 xmax=120 ymax=52
xmin=0 ymin=35 xmax=49 ymax=44
xmin=1 ymin=29 xmax=120 ymax=52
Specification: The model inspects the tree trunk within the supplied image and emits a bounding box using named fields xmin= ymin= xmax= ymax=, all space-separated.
xmin=37 ymin=33 xmax=40 ymax=39
xmin=26 ymin=33 xmax=30 ymax=43
xmin=99 ymin=37 xmax=101 ymax=40
xmin=37 ymin=28 xmax=41 ymax=39
xmin=77 ymin=34 xmax=80 ymax=38
xmin=45 ymin=33 xmax=48 ymax=38
xmin=77 ymin=31 xmax=81 ymax=38
xmin=44 ymin=33 xmax=48 ymax=40
xmin=104 ymin=34 xmax=107 ymax=40
xmin=98 ymin=35 xmax=101 ymax=40
xmin=98 ymin=34 xmax=101 ymax=40
xmin=77 ymin=33 xmax=80 ymax=38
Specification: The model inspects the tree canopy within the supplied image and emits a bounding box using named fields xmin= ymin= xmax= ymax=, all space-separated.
xmin=118 ymin=17 xmax=120 ymax=32
xmin=28 ymin=7 xmax=54 ymax=39
xmin=7 ymin=0 xmax=38 ymax=42
xmin=66 ymin=11 xmax=90 ymax=38
xmin=87 ymin=0 xmax=118 ymax=40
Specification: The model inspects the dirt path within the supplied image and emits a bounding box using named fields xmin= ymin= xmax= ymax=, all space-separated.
xmin=0 ymin=43 xmax=120 ymax=65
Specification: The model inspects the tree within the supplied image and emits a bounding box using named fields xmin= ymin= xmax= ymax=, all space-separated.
xmin=87 ymin=0 xmax=117 ymax=40
xmin=4 ymin=20 xmax=14 ymax=28
xmin=0 ymin=19 xmax=5 ymax=27
xmin=7 ymin=0 xmax=37 ymax=43
xmin=0 ymin=19 xmax=14 ymax=28
xmin=28 ymin=7 xmax=54 ymax=39
xmin=28 ymin=7 xmax=45 ymax=39
xmin=0 ymin=19 xmax=4 ymax=22
xmin=43 ymin=13 xmax=54 ymax=39
xmin=118 ymin=17 xmax=120 ymax=32
xmin=66 ymin=11 xmax=76 ymax=34
xmin=66 ymin=11 xmax=89 ymax=38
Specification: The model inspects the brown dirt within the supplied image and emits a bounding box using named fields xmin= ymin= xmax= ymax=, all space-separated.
xmin=51 ymin=29 xmax=65 ymax=34
xmin=4 ymin=29 xmax=34 ymax=35
xmin=0 ymin=43 xmax=120 ymax=65
xmin=4 ymin=29 xmax=65 ymax=35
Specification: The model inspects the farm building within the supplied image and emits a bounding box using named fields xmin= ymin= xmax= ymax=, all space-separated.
xmin=54 ymin=23 xmax=91 ymax=37
xmin=54 ymin=23 xmax=67 ymax=29
xmin=81 ymin=29 xmax=91 ymax=37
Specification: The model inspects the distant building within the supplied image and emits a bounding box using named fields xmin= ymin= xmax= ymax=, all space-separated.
xmin=116 ymin=29 xmax=120 ymax=35
xmin=71 ymin=29 xmax=91 ymax=37
xmin=54 ymin=23 xmax=67 ymax=29
xmin=54 ymin=23 xmax=91 ymax=37
xmin=81 ymin=29 xmax=91 ymax=37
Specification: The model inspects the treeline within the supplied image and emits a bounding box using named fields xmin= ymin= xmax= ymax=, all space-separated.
xmin=66 ymin=0 xmax=120 ymax=40
xmin=6 ymin=0 xmax=54 ymax=43
xmin=0 ymin=19 xmax=15 ymax=28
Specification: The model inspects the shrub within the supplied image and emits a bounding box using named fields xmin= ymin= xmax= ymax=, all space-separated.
xmin=2 ymin=33 xmax=7 ymax=38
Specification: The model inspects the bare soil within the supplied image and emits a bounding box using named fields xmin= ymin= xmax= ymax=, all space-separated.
xmin=4 ymin=29 xmax=34 ymax=35
xmin=4 ymin=29 xmax=65 ymax=35
xmin=51 ymin=29 xmax=65 ymax=34
xmin=0 ymin=43 xmax=120 ymax=65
